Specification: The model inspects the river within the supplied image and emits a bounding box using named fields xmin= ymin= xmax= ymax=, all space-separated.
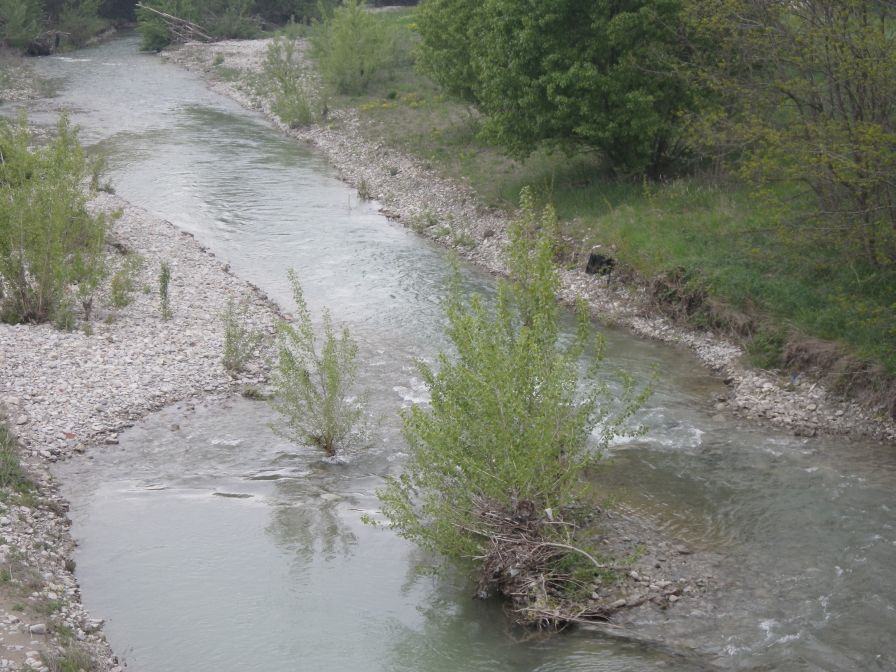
xmin=5 ymin=36 xmax=894 ymax=672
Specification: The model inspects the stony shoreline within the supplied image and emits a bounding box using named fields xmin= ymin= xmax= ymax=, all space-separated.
xmin=163 ymin=37 xmax=895 ymax=444
xmin=0 ymin=193 xmax=279 ymax=671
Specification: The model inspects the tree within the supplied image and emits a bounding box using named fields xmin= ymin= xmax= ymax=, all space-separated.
xmin=415 ymin=0 xmax=698 ymax=175
xmin=415 ymin=0 xmax=482 ymax=103
xmin=377 ymin=190 xmax=649 ymax=624
xmin=690 ymin=0 xmax=896 ymax=267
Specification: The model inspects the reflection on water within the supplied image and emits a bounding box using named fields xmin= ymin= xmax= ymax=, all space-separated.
xmin=27 ymin=36 xmax=896 ymax=672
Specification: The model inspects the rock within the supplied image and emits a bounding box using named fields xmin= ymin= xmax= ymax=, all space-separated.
xmin=15 ymin=415 xmax=27 ymax=425
xmin=609 ymin=598 xmax=627 ymax=609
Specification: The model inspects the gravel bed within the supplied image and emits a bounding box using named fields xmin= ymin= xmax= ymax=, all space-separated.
xmin=165 ymin=38 xmax=895 ymax=443
xmin=0 ymin=193 xmax=279 ymax=671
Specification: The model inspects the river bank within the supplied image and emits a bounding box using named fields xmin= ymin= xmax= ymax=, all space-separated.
xmin=0 ymin=192 xmax=279 ymax=671
xmin=163 ymin=37 xmax=896 ymax=444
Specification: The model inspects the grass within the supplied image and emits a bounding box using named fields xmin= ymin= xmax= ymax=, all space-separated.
xmin=0 ymin=421 xmax=33 ymax=499
xmin=310 ymin=6 xmax=896 ymax=397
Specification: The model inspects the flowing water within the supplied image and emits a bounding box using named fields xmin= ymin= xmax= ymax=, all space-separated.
xmin=4 ymin=37 xmax=894 ymax=672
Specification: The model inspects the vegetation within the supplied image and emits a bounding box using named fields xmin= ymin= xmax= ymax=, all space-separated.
xmin=222 ymin=297 xmax=262 ymax=373
xmin=309 ymin=0 xmax=405 ymax=95
xmin=263 ymin=37 xmax=323 ymax=128
xmin=0 ymin=420 xmax=33 ymax=498
xmin=377 ymin=191 xmax=649 ymax=625
xmin=0 ymin=0 xmax=44 ymax=49
xmin=311 ymin=4 xmax=896 ymax=411
xmin=689 ymin=0 xmax=896 ymax=269
xmin=158 ymin=260 xmax=171 ymax=320
xmin=136 ymin=0 xmax=260 ymax=51
xmin=108 ymin=252 xmax=143 ymax=308
xmin=270 ymin=270 xmax=364 ymax=456
xmin=0 ymin=114 xmax=108 ymax=326
xmin=418 ymin=0 xmax=696 ymax=176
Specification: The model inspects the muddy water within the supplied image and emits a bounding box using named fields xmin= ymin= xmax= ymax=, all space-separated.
xmin=10 ymin=37 xmax=894 ymax=671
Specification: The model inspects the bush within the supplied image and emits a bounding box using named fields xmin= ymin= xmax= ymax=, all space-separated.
xmin=0 ymin=421 xmax=32 ymax=496
xmin=0 ymin=0 xmax=44 ymax=49
xmin=108 ymin=253 xmax=143 ymax=308
xmin=136 ymin=0 xmax=258 ymax=51
xmin=310 ymin=0 xmax=398 ymax=95
xmin=0 ymin=114 xmax=107 ymax=326
xmin=377 ymin=189 xmax=649 ymax=622
xmin=158 ymin=261 xmax=171 ymax=319
xmin=263 ymin=37 xmax=323 ymax=128
xmin=58 ymin=0 xmax=109 ymax=47
xmin=222 ymin=297 xmax=262 ymax=373
xmin=270 ymin=270 xmax=364 ymax=456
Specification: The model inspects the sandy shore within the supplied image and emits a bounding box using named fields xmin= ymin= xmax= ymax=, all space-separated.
xmin=163 ymin=38 xmax=895 ymax=444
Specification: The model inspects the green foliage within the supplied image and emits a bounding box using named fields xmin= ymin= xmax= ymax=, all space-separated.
xmin=58 ymin=0 xmax=109 ymax=46
xmin=136 ymin=0 xmax=259 ymax=51
xmin=270 ymin=270 xmax=364 ymax=456
xmin=108 ymin=253 xmax=143 ymax=308
xmin=222 ymin=297 xmax=262 ymax=373
xmin=415 ymin=0 xmax=480 ymax=102
xmin=377 ymin=188 xmax=649 ymax=559
xmin=0 ymin=114 xmax=107 ymax=326
xmin=415 ymin=0 xmax=697 ymax=176
xmin=691 ymin=0 xmax=896 ymax=267
xmin=263 ymin=37 xmax=323 ymax=128
xmin=158 ymin=261 xmax=171 ymax=320
xmin=0 ymin=0 xmax=44 ymax=49
xmin=0 ymin=421 xmax=33 ymax=497
xmin=310 ymin=0 xmax=400 ymax=95
xmin=254 ymin=0 xmax=335 ymax=24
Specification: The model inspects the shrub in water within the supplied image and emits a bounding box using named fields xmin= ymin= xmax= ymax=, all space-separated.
xmin=377 ymin=188 xmax=650 ymax=623
xmin=270 ymin=270 xmax=364 ymax=456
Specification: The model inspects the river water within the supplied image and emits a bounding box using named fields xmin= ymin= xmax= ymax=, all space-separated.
xmin=5 ymin=37 xmax=894 ymax=672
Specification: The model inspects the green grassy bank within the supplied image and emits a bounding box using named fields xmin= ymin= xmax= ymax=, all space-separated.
xmin=308 ymin=7 xmax=895 ymax=414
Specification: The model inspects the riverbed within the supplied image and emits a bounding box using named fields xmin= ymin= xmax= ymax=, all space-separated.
xmin=4 ymin=36 xmax=896 ymax=672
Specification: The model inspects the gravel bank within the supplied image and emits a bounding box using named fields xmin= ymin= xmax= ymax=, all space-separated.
xmin=0 ymin=193 xmax=279 ymax=671
xmin=165 ymin=38 xmax=895 ymax=443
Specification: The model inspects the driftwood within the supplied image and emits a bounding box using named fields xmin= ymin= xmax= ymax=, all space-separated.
xmin=135 ymin=2 xmax=213 ymax=44
xmin=467 ymin=498 xmax=625 ymax=630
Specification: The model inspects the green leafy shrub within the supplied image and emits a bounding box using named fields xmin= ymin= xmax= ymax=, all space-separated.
xmin=137 ymin=0 xmax=258 ymax=51
xmin=158 ymin=261 xmax=172 ymax=320
xmin=270 ymin=270 xmax=364 ymax=456
xmin=263 ymin=37 xmax=323 ymax=128
xmin=0 ymin=114 xmax=108 ymax=326
xmin=0 ymin=421 xmax=32 ymax=496
xmin=58 ymin=0 xmax=109 ymax=47
xmin=109 ymin=253 xmax=143 ymax=308
xmin=377 ymin=189 xmax=649 ymax=622
xmin=310 ymin=0 xmax=399 ymax=95
xmin=222 ymin=297 xmax=262 ymax=373
xmin=0 ymin=0 xmax=44 ymax=49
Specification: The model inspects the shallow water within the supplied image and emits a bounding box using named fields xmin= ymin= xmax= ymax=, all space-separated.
xmin=7 ymin=36 xmax=893 ymax=671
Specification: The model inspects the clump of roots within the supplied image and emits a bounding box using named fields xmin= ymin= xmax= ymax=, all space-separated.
xmin=470 ymin=498 xmax=623 ymax=630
